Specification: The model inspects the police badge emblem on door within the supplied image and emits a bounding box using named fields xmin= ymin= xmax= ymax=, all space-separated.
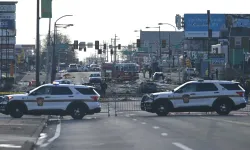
xmin=36 ymin=97 xmax=44 ymax=106
xmin=182 ymin=95 xmax=190 ymax=103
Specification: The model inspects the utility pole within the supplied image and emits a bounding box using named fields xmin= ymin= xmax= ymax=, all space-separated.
xmin=46 ymin=18 xmax=51 ymax=83
xmin=207 ymin=10 xmax=211 ymax=78
xmin=36 ymin=0 xmax=40 ymax=87
xmin=114 ymin=34 xmax=117 ymax=62
xmin=110 ymin=39 xmax=113 ymax=62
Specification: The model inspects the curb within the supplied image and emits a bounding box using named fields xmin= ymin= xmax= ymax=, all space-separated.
xmin=21 ymin=115 xmax=49 ymax=150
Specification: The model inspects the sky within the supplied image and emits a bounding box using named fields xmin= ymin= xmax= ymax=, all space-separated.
xmin=8 ymin=0 xmax=250 ymax=61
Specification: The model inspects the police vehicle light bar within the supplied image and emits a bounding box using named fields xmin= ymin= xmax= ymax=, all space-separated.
xmin=53 ymin=81 xmax=60 ymax=85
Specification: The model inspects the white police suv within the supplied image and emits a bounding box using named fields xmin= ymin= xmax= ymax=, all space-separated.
xmin=0 ymin=82 xmax=101 ymax=119
xmin=141 ymin=80 xmax=247 ymax=116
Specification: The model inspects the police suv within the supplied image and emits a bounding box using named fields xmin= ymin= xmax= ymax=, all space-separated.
xmin=0 ymin=82 xmax=101 ymax=119
xmin=141 ymin=80 xmax=247 ymax=116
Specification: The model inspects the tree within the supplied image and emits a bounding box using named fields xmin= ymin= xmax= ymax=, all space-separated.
xmin=40 ymin=33 xmax=77 ymax=66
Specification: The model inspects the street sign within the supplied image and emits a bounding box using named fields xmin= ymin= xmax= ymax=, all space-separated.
xmin=56 ymin=44 xmax=69 ymax=50
xmin=41 ymin=0 xmax=52 ymax=18
xmin=0 ymin=19 xmax=15 ymax=29
xmin=0 ymin=13 xmax=15 ymax=20
xmin=87 ymin=42 xmax=93 ymax=48
xmin=0 ymin=5 xmax=16 ymax=12
xmin=0 ymin=37 xmax=15 ymax=44
xmin=79 ymin=42 xmax=86 ymax=48
xmin=128 ymin=45 xmax=132 ymax=50
xmin=0 ymin=29 xmax=15 ymax=36
xmin=109 ymin=45 xmax=113 ymax=49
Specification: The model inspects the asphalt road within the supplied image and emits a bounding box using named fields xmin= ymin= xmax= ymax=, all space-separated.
xmin=36 ymin=110 xmax=250 ymax=150
xmin=34 ymin=71 xmax=250 ymax=150
xmin=0 ymin=114 xmax=47 ymax=150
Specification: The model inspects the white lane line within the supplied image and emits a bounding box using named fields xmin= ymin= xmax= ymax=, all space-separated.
xmin=201 ymin=117 xmax=250 ymax=126
xmin=132 ymin=119 xmax=137 ymax=121
xmin=161 ymin=133 xmax=168 ymax=136
xmin=36 ymin=133 xmax=48 ymax=146
xmin=153 ymin=126 xmax=159 ymax=129
xmin=40 ymin=120 xmax=61 ymax=147
xmin=0 ymin=144 xmax=21 ymax=148
xmin=141 ymin=122 xmax=146 ymax=124
xmin=172 ymin=142 xmax=193 ymax=150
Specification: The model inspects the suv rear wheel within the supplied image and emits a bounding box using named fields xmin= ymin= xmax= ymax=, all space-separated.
xmin=215 ymin=100 xmax=232 ymax=115
xmin=70 ymin=105 xmax=86 ymax=120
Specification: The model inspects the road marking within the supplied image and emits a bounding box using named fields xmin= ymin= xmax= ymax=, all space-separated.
xmin=161 ymin=133 xmax=168 ymax=136
xmin=36 ymin=133 xmax=48 ymax=146
xmin=141 ymin=122 xmax=146 ymax=124
xmin=153 ymin=126 xmax=159 ymax=129
xmin=40 ymin=120 xmax=61 ymax=147
xmin=172 ymin=142 xmax=193 ymax=150
xmin=201 ymin=117 xmax=250 ymax=126
xmin=0 ymin=144 xmax=21 ymax=148
xmin=132 ymin=119 xmax=137 ymax=121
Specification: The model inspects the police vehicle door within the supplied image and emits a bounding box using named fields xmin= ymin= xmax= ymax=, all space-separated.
xmin=195 ymin=83 xmax=219 ymax=106
xmin=173 ymin=83 xmax=200 ymax=108
xmin=49 ymin=86 xmax=74 ymax=109
xmin=27 ymin=86 xmax=52 ymax=110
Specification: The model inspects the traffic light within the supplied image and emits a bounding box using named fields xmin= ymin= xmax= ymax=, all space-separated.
xmin=110 ymin=49 xmax=113 ymax=55
xmin=136 ymin=39 xmax=140 ymax=48
xmin=73 ymin=40 xmax=78 ymax=49
xmin=84 ymin=47 xmax=86 ymax=52
xmin=95 ymin=41 xmax=99 ymax=49
xmin=162 ymin=40 xmax=166 ymax=48
xmin=98 ymin=49 xmax=102 ymax=54
xmin=118 ymin=44 xmax=121 ymax=50
xmin=103 ymin=44 xmax=106 ymax=50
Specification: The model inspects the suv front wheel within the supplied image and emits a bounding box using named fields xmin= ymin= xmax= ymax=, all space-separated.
xmin=215 ymin=100 xmax=232 ymax=115
xmin=70 ymin=105 xmax=86 ymax=119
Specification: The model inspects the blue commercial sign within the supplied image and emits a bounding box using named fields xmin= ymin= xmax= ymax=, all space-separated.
xmin=184 ymin=14 xmax=226 ymax=38
xmin=0 ymin=19 xmax=15 ymax=29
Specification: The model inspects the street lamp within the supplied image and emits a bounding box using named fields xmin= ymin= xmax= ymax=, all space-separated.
xmin=51 ymin=15 xmax=73 ymax=82
xmin=145 ymin=26 xmax=161 ymax=61
xmin=158 ymin=23 xmax=177 ymax=31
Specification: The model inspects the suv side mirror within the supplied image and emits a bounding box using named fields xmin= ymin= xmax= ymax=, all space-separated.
xmin=26 ymin=91 xmax=30 ymax=94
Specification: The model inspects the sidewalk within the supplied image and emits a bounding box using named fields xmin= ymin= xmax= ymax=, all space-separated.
xmin=0 ymin=115 xmax=48 ymax=150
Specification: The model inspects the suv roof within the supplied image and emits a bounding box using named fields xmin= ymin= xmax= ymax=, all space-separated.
xmin=187 ymin=80 xmax=239 ymax=84
xmin=43 ymin=83 xmax=95 ymax=89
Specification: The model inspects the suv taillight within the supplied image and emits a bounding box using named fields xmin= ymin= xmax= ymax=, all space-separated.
xmin=236 ymin=92 xmax=244 ymax=97
xmin=91 ymin=96 xmax=99 ymax=101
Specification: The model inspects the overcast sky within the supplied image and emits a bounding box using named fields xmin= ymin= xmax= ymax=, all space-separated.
xmin=9 ymin=0 xmax=250 ymax=60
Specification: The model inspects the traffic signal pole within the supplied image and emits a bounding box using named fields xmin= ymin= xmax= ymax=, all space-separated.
xmin=36 ymin=0 xmax=40 ymax=87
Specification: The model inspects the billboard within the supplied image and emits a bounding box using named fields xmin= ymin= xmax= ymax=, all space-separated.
xmin=184 ymin=14 xmax=226 ymax=38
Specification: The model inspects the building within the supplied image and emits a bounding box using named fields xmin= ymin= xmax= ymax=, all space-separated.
xmin=134 ymin=31 xmax=184 ymax=67
xmin=183 ymin=13 xmax=250 ymax=77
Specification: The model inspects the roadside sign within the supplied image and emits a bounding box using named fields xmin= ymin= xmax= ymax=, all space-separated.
xmin=87 ymin=42 xmax=93 ymax=48
xmin=0 ymin=5 xmax=16 ymax=12
xmin=128 ymin=45 xmax=132 ymax=50
xmin=0 ymin=29 xmax=15 ymax=36
xmin=0 ymin=19 xmax=15 ymax=29
xmin=56 ymin=44 xmax=69 ymax=50
xmin=79 ymin=42 xmax=86 ymax=48
xmin=0 ymin=37 xmax=15 ymax=44
xmin=0 ymin=13 xmax=15 ymax=20
xmin=41 ymin=0 xmax=52 ymax=18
